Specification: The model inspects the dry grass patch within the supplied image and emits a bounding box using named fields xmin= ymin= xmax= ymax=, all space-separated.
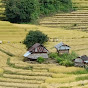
xmin=49 ymin=66 xmax=84 ymax=73
xmin=52 ymin=73 xmax=73 ymax=78
xmin=0 ymin=68 xmax=3 ymax=76
xmin=45 ymin=76 xmax=76 ymax=84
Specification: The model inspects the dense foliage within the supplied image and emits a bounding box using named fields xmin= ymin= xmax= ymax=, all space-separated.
xmin=23 ymin=30 xmax=48 ymax=48
xmin=37 ymin=57 xmax=45 ymax=63
xmin=5 ymin=0 xmax=40 ymax=23
xmin=39 ymin=0 xmax=73 ymax=16
xmin=5 ymin=0 xmax=73 ymax=23
xmin=49 ymin=51 xmax=78 ymax=66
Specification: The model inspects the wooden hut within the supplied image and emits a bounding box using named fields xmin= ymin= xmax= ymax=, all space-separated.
xmin=24 ymin=43 xmax=49 ymax=60
xmin=73 ymin=55 xmax=88 ymax=67
xmin=55 ymin=42 xmax=70 ymax=54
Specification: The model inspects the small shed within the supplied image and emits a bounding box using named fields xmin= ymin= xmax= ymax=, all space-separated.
xmin=55 ymin=42 xmax=70 ymax=54
xmin=24 ymin=43 xmax=49 ymax=60
xmin=74 ymin=55 xmax=88 ymax=67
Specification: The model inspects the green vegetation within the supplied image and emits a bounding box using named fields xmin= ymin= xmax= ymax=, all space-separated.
xmin=0 ymin=68 xmax=4 ymax=76
xmin=49 ymin=53 xmax=58 ymax=59
xmin=76 ymin=75 xmax=88 ymax=81
xmin=69 ymin=69 xmax=88 ymax=74
xmin=23 ymin=30 xmax=48 ymax=48
xmin=40 ymin=0 xmax=72 ymax=16
xmin=7 ymin=58 xmax=15 ymax=67
xmin=37 ymin=57 xmax=45 ymax=64
xmin=5 ymin=0 xmax=40 ymax=23
xmin=0 ymin=48 xmax=14 ymax=57
xmin=49 ymin=51 xmax=78 ymax=66
xmin=7 ymin=58 xmax=33 ymax=70
xmin=4 ymin=0 xmax=73 ymax=23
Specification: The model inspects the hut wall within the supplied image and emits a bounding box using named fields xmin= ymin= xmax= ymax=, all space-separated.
xmin=58 ymin=50 xmax=69 ymax=54
xmin=75 ymin=62 xmax=84 ymax=67
xmin=28 ymin=53 xmax=48 ymax=59
xmin=74 ymin=58 xmax=84 ymax=67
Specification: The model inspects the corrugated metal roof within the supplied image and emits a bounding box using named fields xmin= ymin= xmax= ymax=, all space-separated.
xmin=24 ymin=51 xmax=31 ymax=57
xmin=55 ymin=42 xmax=70 ymax=50
xmin=84 ymin=61 xmax=88 ymax=63
xmin=81 ymin=55 xmax=88 ymax=61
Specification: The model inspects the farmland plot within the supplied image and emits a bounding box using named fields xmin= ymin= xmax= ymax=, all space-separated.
xmin=0 ymin=0 xmax=88 ymax=87
xmin=0 ymin=21 xmax=87 ymax=87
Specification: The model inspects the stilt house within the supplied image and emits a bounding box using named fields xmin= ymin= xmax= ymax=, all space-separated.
xmin=55 ymin=42 xmax=70 ymax=54
xmin=73 ymin=55 xmax=88 ymax=67
xmin=24 ymin=43 xmax=48 ymax=60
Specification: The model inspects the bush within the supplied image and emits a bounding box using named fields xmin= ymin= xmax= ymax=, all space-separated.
xmin=49 ymin=53 xmax=58 ymax=59
xmin=55 ymin=57 xmax=63 ymax=63
xmin=60 ymin=59 xmax=74 ymax=66
xmin=37 ymin=57 xmax=45 ymax=64
xmin=5 ymin=0 xmax=40 ymax=23
xmin=23 ymin=30 xmax=48 ymax=48
xmin=57 ymin=52 xmax=78 ymax=66
xmin=49 ymin=51 xmax=78 ymax=67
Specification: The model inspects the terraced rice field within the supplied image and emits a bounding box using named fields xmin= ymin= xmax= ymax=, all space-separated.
xmin=0 ymin=21 xmax=87 ymax=87
xmin=0 ymin=0 xmax=5 ymax=20
xmin=40 ymin=0 xmax=88 ymax=31
xmin=0 ymin=0 xmax=88 ymax=87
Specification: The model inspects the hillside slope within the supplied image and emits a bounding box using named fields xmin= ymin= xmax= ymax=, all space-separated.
xmin=0 ymin=0 xmax=5 ymax=20
xmin=0 ymin=21 xmax=88 ymax=87
xmin=40 ymin=0 xmax=88 ymax=31
xmin=0 ymin=21 xmax=88 ymax=56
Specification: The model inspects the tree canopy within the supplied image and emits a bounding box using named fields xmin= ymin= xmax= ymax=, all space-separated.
xmin=5 ymin=0 xmax=73 ymax=23
xmin=23 ymin=30 xmax=49 ymax=48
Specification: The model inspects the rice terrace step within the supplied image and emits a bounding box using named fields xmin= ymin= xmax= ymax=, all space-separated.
xmin=0 ymin=0 xmax=88 ymax=88
xmin=40 ymin=0 xmax=88 ymax=31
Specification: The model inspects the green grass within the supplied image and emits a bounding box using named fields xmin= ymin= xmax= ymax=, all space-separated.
xmin=68 ymin=69 xmax=88 ymax=75
xmin=7 ymin=58 xmax=33 ymax=70
xmin=76 ymin=75 xmax=88 ymax=81
xmin=0 ymin=48 xmax=14 ymax=56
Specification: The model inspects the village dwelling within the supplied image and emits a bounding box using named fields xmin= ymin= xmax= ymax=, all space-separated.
xmin=73 ymin=55 xmax=88 ymax=67
xmin=24 ymin=43 xmax=49 ymax=60
xmin=55 ymin=42 xmax=70 ymax=54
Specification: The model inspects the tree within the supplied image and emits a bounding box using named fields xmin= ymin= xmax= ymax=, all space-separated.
xmin=5 ymin=0 xmax=40 ymax=23
xmin=4 ymin=0 xmax=73 ymax=23
xmin=23 ymin=30 xmax=49 ymax=48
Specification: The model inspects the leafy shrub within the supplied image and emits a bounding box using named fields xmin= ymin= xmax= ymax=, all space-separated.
xmin=49 ymin=53 xmax=58 ymax=59
xmin=58 ymin=52 xmax=78 ymax=66
xmin=23 ymin=30 xmax=48 ymax=48
xmin=37 ymin=57 xmax=45 ymax=64
xmin=49 ymin=51 xmax=78 ymax=67
xmin=55 ymin=57 xmax=63 ymax=63
xmin=59 ymin=59 xmax=74 ymax=66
